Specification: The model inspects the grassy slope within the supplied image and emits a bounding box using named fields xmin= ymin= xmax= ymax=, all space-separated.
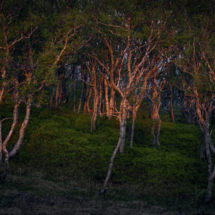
xmin=1 ymin=105 xmax=215 ymax=213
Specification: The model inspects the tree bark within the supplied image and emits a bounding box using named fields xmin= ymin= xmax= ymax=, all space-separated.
xmin=50 ymin=85 xmax=55 ymax=109
xmin=104 ymin=74 xmax=110 ymax=119
xmin=0 ymin=68 xmax=7 ymax=104
xmin=98 ymin=77 xmax=103 ymax=117
xmin=130 ymin=105 xmax=139 ymax=147
xmin=150 ymin=74 xmax=162 ymax=146
xmin=204 ymin=129 xmax=214 ymax=202
xmin=193 ymin=89 xmax=215 ymax=202
xmin=109 ymin=87 xmax=115 ymax=118
xmin=87 ymin=86 xmax=92 ymax=115
xmin=100 ymin=98 xmax=127 ymax=193
xmin=91 ymin=61 xmax=98 ymax=131
xmin=2 ymin=97 xmax=31 ymax=181
xmin=83 ymin=84 xmax=88 ymax=114
xmin=119 ymin=99 xmax=127 ymax=154
xmin=78 ymin=80 xmax=84 ymax=113
xmin=55 ymin=82 xmax=60 ymax=108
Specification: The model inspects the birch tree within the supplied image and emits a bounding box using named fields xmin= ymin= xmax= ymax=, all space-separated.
xmin=0 ymin=1 xmax=84 ymax=180
xmin=91 ymin=1 xmax=171 ymax=193
xmin=172 ymin=15 xmax=215 ymax=202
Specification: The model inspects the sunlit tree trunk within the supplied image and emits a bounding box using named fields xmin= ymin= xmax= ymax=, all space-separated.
xmin=83 ymin=78 xmax=88 ymax=114
xmin=98 ymin=76 xmax=103 ymax=116
xmin=104 ymin=74 xmax=110 ymax=119
xmin=100 ymin=98 xmax=127 ymax=193
xmin=87 ymin=86 xmax=92 ymax=115
xmin=151 ymin=74 xmax=162 ymax=146
xmin=109 ymin=87 xmax=115 ymax=118
xmin=91 ymin=60 xmax=98 ymax=131
xmin=119 ymin=98 xmax=128 ymax=154
xmin=2 ymin=97 xmax=31 ymax=181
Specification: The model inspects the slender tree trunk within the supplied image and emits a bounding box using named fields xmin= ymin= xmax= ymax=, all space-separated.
xmin=0 ymin=67 xmax=7 ymax=104
xmin=109 ymin=87 xmax=115 ymax=118
xmin=204 ymin=129 xmax=214 ymax=202
xmin=130 ymin=105 xmax=139 ymax=147
xmin=104 ymin=75 xmax=110 ymax=119
xmin=102 ymin=99 xmax=105 ymax=116
xmin=83 ymin=84 xmax=88 ymax=114
xmin=100 ymin=131 xmax=122 ymax=193
xmin=78 ymin=81 xmax=84 ymax=113
xmin=58 ymin=80 xmax=63 ymax=108
xmin=156 ymin=119 xmax=161 ymax=146
xmin=50 ymin=86 xmax=55 ymax=109
xmin=55 ymin=82 xmax=60 ymax=108
xmin=55 ymin=80 xmax=63 ymax=109
xmin=8 ymin=97 xmax=31 ymax=158
xmin=91 ymin=90 xmax=98 ymax=131
xmin=119 ymin=99 xmax=127 ymax=154
xmin=99 ymin=78 xmax=103 ymax=117
xmin=91 ymin=62 xmax=98 ymax=131
xmin=1 ymin=83 xmax=19 ymax=173
xmin=2 ymin=97 xmax=31 ymax=181
xmin=201 ymin=124 xmax=215 ymax=202
xmin=200 ymin=131 xmax=206 ymax=163
xmin=151 ymin=122 xmax=156 ymax=145
xmin=151 ymin=118 xmax=161 ymax=146
xmin=100 ymin=98 xmax=127 ymax=193
xmin=87 ymin=86 xmax=92 ymax=115
xmin=151 ymin=105 xmax=161 ymax=145
xmin=150 ymin=74 xmax=162 ymax=146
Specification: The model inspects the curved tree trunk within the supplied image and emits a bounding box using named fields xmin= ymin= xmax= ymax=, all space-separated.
xmin=100 ymin=98 xmax=127 ymax=193
xmin=2 ymin=97 xmax=31 ymax=181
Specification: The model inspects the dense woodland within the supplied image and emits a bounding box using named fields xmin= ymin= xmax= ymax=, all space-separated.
xmin=1 ymin=0 xmax=215 ymax=211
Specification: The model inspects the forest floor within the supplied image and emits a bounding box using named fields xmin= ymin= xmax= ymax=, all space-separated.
xmin=0 ymin=168 xmax=214 ymax=215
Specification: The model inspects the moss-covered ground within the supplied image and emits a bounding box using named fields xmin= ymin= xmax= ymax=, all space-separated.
xmin=0 ymin=104 xmax=215 ymax=214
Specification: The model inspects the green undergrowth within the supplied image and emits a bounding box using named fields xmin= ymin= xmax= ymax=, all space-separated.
xmin=1 ymin=105 xmax=210 ymax=199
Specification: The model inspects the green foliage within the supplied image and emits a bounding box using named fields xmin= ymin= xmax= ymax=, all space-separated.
xmin=5 ymin=107 xmax=208 ymax=197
